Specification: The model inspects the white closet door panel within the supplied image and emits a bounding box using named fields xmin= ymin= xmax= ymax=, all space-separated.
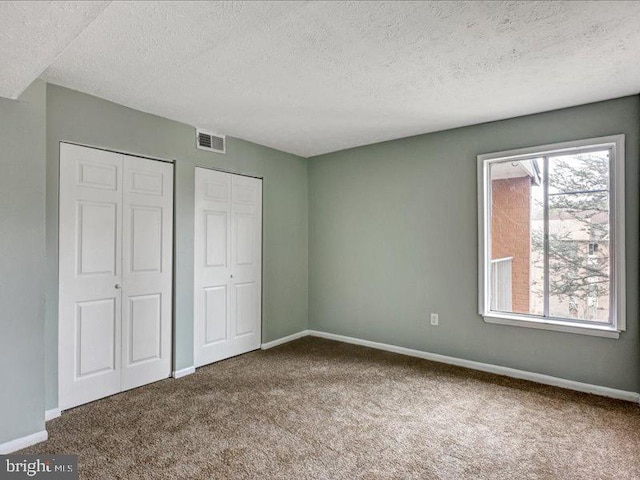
xmin=204 ymin=286 xmax=227 ymax=344
xmin=121 ymin=156 xmax=173 ymax=391
xmin=59 ymin=143 xmax=123 ymax=410
xmin=194 ymin=168 xmax=232 ymax=366
xmin=228 ymin=174 xmax=262 ymax=357
xmin=194 ymin=168 xmax=262 ymax=367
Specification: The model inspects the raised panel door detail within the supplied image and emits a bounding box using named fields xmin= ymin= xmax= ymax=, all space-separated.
xmin=76 ymin=299 xmax=116 ymax=377
xmin=205 ymin=181 xmax=228 ymax=201
xmin=77 ymin=161 xmax=118 ymax=190
xmin=130 ymin=170 xmax=163 ymax=196
xmin=235 ymin=213 xmax=255 ymax=265
xmin=233 ymin=184 xmax=256 ymax=205
xmin=205 ymin=212 xmax=227 ymax=267
xmin=235 ymin=282 xmax=256 ymax=337
xmin=77 ymin=201 xmax=117 ymax=276
xmin=204 ymin=286 xmax=227 ymax=345
xmin=130 ymin=206 xmax=162 ymax=273
xmin=128 ymin=294 xmax=161 ymax=364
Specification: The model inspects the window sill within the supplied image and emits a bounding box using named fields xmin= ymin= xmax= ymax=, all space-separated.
xmin=483 ymin=313 xmax=620 ymax=339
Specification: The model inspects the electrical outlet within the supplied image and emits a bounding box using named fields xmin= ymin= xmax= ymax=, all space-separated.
xmin=430 ymin=313 xmax=439 ymax=326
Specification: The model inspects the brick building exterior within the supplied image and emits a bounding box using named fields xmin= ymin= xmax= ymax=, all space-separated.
xmin=491 ymin=177 xmax=532 ymax=313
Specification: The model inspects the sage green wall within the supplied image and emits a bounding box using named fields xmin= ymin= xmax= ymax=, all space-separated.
xmin=7 ymin=81 xmax=639 ymax=438
xmin=45 ymin=84 xmax=308 ymax=410
xmin=308 ymin=96 xmax=640 ymax=392
xmin=0 ymin=81 xmax=46 ymax=443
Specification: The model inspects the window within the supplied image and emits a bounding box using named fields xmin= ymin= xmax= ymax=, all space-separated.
xmin=478 ymin=136 xmax=625 ymax=338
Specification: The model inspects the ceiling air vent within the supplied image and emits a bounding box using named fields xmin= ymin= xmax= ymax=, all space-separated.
xmin=196 ymin=129 xmax=226 ymax=154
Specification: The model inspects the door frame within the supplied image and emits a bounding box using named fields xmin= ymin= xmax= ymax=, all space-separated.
xmin=193 ymin=165 xmax=265 ymax=366
xmin=57 ymin=141 xmax=177 ymax=408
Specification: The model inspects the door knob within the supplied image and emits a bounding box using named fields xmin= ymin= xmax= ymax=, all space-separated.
xmin=115 ymin=284 xmax=122 ymax=289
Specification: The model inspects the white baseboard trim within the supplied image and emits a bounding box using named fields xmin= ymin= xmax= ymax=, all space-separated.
xmin=0 ymin=430 xmax=48 ymax=454
xmin=173 ymin=366 xmax=196 ymax=379
xmin=261 ymin=330 xmax=310 ymax=350
xmin=45 ymin=408 xmax=61 ymax=422
xmin=307 ymin=330 xmax=640 ymax=404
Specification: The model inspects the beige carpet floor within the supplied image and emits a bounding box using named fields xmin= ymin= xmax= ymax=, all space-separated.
xmin=22 ymin=337 xmax=640 ymax=479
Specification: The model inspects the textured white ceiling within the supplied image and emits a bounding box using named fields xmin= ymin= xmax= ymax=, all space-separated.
xmin=3 ymin=1 xmax=640 ymax=157
xmin=0 ymin=1 xmax=109 ymax=99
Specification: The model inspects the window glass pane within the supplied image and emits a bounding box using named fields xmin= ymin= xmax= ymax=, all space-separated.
xmin=547 ymin=151 xmax=610 ymax=322
xmin=490 ymin=158 xmax=544 ymax=315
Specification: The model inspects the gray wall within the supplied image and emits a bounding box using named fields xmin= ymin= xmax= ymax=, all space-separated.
xmin=0 ymin=81 xmax=47 ymax=443
xmin=45 ymin=84 xmax=309 ymax=410
xmin=308 ymin=96 xmax=640 ymax=393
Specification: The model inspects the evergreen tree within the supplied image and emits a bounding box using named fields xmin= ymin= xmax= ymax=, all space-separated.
xmin=532 ymin=152 xmax=610 ymax=319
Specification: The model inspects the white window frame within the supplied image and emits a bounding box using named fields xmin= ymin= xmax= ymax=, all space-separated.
xmin=478 ymin=135 xmax=625 ymax=339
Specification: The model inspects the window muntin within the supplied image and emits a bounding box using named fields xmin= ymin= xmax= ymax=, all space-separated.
xmin=479 ymin=136 xmax=625 ymax=334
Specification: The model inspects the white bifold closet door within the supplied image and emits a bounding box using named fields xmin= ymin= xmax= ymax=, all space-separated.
xmin=194 ymin=168 xmax=262 ymax=367
xmin=58 ymin=143 xmax=173 ymax=410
